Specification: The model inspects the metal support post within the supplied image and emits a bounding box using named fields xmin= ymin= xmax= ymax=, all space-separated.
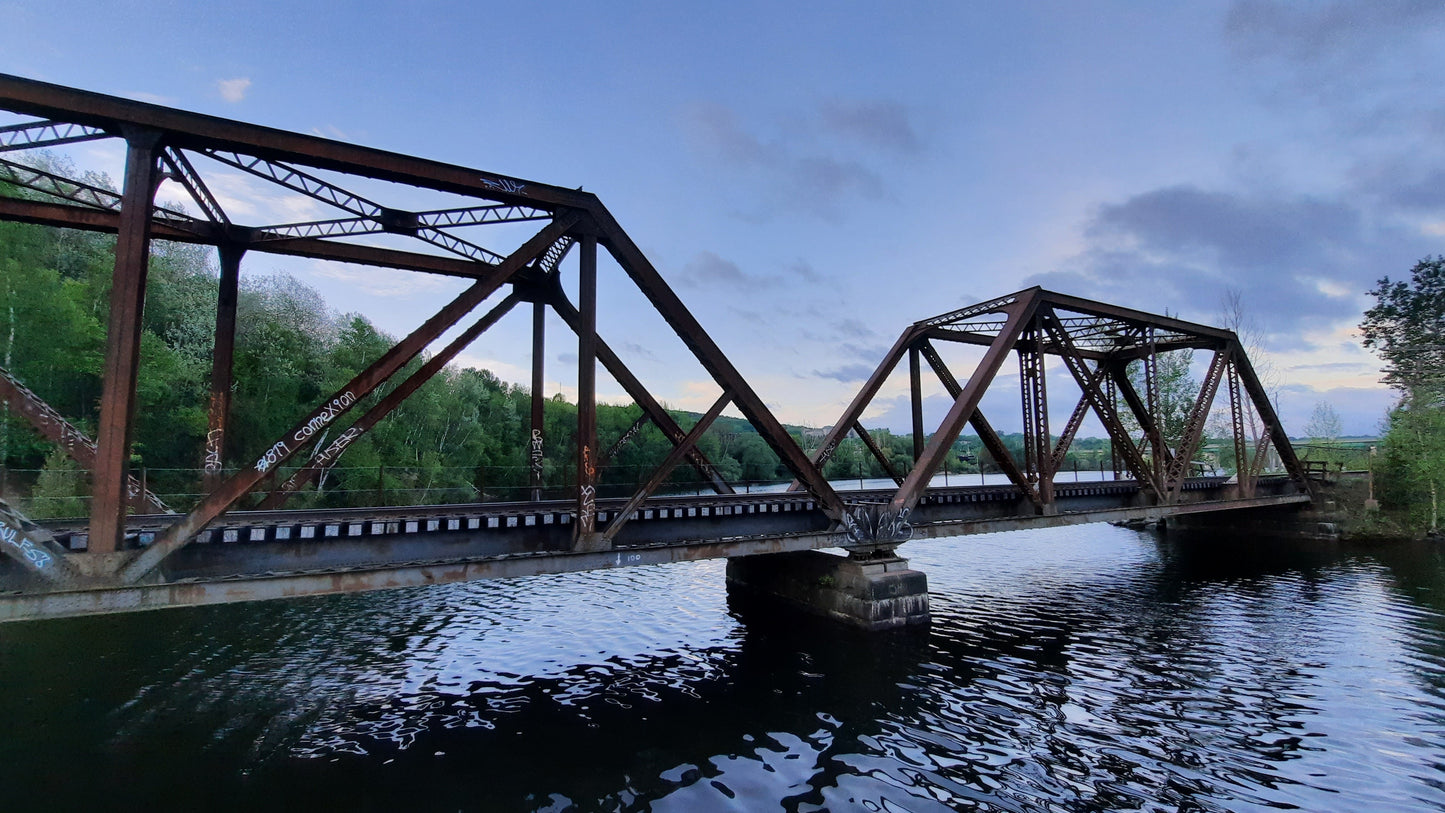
xmin=575 ymin=232 xmax=599 ymax=544
xmin=530 ymin=298 xmax=546 ymax=501
xmin=909 ymin=344 xmax=924 ymax=462
xmin=204 ymin=243 xmax=243 ymax=492
xmin=89 ymin=128 xmax=162 ymax=554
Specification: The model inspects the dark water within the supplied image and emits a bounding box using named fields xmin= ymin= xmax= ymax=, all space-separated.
xmin=5 ymin=525 xmax=1445 ymax=812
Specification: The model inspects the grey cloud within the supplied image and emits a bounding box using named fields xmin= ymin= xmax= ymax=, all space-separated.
xmin=557 ymin=352 xmax=578 ymax=365
xmin=819 ymin=100 xmax=922 ymax=155
xmin=620 ymin=341 xmax=659 ymax=363
xmin=788 ymin=259 xmax=824 ymax=283
xmin=675 ymin=250 xmax=779 ymax=288
xmin=811 ymin=363 xmax=878 ymax=383
xmin=1028 ymin=184 xmax=1437 ymax=350
xmin=1226 ymin=0 xmax=1445 ymax=62
xmin=681 ymin=101 xmax=906 ymax=220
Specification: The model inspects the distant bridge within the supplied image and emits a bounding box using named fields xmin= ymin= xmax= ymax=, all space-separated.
xmin=0 ymin=76 xmax=1311 ymax=623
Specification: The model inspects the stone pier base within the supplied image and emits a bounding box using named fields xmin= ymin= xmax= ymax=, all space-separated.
xmin=725 ymin=550 xmax=929 ymax=631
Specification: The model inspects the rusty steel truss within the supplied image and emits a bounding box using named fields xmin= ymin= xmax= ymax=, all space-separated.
xmin=0 ymin=74 xmax=846 ymax=587
xmin=797 ymin=287 xmax=1310 ymax=544
xmin=0 ymin=75 xmax=1310 ymax=606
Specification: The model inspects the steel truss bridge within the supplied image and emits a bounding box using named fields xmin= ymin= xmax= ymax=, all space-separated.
xmin=0 ymin=75 xmax=1312 ymax=621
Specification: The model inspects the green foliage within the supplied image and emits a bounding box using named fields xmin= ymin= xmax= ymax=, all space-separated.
xmin=1378 ymin=402 xmax=1445 ymax=531
xmin=1362 ymin=256 xmax=1445 ymax=403
xmin=27 ymin=447 xmax=87 ymax=519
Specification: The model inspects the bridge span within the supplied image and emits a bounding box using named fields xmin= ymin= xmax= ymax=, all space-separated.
xmin=0 ymin=76 xmax=1315 ymax=626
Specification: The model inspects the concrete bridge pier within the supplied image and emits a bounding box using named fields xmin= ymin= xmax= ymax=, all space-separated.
xmin=725 ymin=550 xmax=930 ymax=631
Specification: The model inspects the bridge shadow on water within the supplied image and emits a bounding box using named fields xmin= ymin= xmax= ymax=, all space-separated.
xmin=4 ymin=525 xmax=1445 ymax=811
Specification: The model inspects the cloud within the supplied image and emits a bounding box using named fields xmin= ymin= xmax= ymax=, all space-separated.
xmin=1027 ymin=184 xmax=1436 ymax=348
xmin=673 ymin=250 xmax=779 ymax=288
xmin=812 ymin=363 xmax=878 ymax=383
xmin=681 ymin=100 xmax=910 ymax=220
xmin=819 ymin=99 xmax=922 ymax=154
xmin=216 ymin=77 xmax=252 ymax=103
xmin=1226 ymin=0 xmax=1445 ymax=62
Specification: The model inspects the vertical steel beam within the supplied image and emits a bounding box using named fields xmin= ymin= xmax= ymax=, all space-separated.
xmin=575 ymin=233 xmax=599 ymax=543
xmin=909 ymin=345 xmax=924 ymax=462
xmin=529 ymin=299 xmax=546 ymax=501
xmin=1228 ymin=358 xmax=1251 ymax=496
xmin=548 ymin=290 xmax=734 ymax=494
xmin=204 ymin=243 xmax=243 ymax=493
xmin=89 ymin=128 xmax=162 ymax=554
xmin=1018 ymin=323 xmax=1053 ymax=507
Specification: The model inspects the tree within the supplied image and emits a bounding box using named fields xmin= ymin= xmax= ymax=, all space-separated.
xmin=1364 ymin=257 xmax=1445 ymax=533
xmin=1304 ymin=401 xmax=1343 ymax=441
xmin=1361 ymin=256 xmax=1445 ymax=405
xmin=1121 ymin=347 xmax=1197 ymax=450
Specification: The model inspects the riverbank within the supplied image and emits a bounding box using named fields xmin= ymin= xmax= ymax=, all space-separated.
xmin=1319 ymin=474 xmax=1436 ymax=544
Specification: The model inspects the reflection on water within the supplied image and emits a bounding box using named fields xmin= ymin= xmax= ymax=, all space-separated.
xmin=4 ymin=525 xmax=1445 ymax=811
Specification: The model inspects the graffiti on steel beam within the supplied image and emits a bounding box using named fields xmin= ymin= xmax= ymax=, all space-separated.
xmin=481 ymin=177 xmax=527 ymax=195
xmin=529 ymin=428 xmax=544 ymax=479
xmin=0 ymin=516 xmax=54 ymax=571
xmin=816 ymin=440 xmax=839 ymax=468
xmin=579 ymin=445 xmax=597 ymax=529
xmin=204 ymin=428 xmax=224 ymax=475
xmin=292 ymin=392 xmax=356 ymax=444
xmin=254 ymin=440 xmax=290 ymax=474
xmin=841 ymin=503 xmax=913 ymax=546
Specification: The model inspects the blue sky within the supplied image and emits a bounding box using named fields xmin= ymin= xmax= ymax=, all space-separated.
xmin=3 ymin=1 xmax=1442 ymax=437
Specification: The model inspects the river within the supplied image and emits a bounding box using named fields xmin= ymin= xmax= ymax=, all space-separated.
xmin=3 ymin=523 xmax=1444 ymax=811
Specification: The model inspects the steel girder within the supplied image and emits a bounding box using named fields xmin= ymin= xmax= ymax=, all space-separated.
xmin=811 ymin=287 xmax=1311 ymax=548
xmin=0 ymin=73 xmax=830 ymax=588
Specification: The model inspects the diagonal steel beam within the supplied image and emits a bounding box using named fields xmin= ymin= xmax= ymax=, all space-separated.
xmin=789 ymin=327 xmax=918 ymax=492
xmin=161 ymin=147 xmax=230 ymax=225
xmin=548 ymin=287 xmax=734 ymax=495
xmin=1049 ymin=364 xmax=1111 ymax=473
xmin=1108 ymin=360 xmax=1175 ymax=473
xmin=1163 ymin=349 xmax=1227 ymax=501
xmin=202 ymin=149 xmax=385 ymax=218
xmin=602 ymin=392 xmax=732 ymax=543
xmin=119 ymin=213 xmax=579 ymax=582
xmin=593 ymin=208 xmax=839 ymax=515
xmin=0 ymin=155 xmax=120 ymax=209
xmin=854 ymin=421 xmax=905 ymax=486
xmin=258 ymin=293 xmax=523 ymax=509
xmin=1231 ymin=340 xmax=1310 ymax=493
xmin=0 ymin=365 xmax=169 ymax=513
xmin=601 ymin=412 xmax=651 ymax=468
xmin=0 ymin=119 xmax=108 ymax=152
xmin=1039 ymin=309 xmax=1160 ymax=498
xmin=917 ymin=339 xmax=1038 ymax=505
xmin=888 ymin=291 xmax=1043 ymax=515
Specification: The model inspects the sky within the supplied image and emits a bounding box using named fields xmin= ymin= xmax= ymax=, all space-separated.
xmin=3 ymin=0 xmax=1442 ymax=438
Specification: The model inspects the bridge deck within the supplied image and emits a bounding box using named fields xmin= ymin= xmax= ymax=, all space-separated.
xmin=0 ymin=477 xmax=1308 ymax=622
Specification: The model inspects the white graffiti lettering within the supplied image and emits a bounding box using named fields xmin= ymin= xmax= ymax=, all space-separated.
xmin=480 ymin=176 xmax=527 ymax=195
xmin=0 ymin=519 xmax=52 ymax=569
xmin=292 ymin=392 xmax=356 ymax=444
xmin=529 ymin=428 xmax=544 ymax=478
xmin=841 ymin=504 xmax=913 ymax=546
xmin=254 ymin=440 xmax=290 ymax=473
xmin=203 ymin=428 xmax=224 ymax=473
